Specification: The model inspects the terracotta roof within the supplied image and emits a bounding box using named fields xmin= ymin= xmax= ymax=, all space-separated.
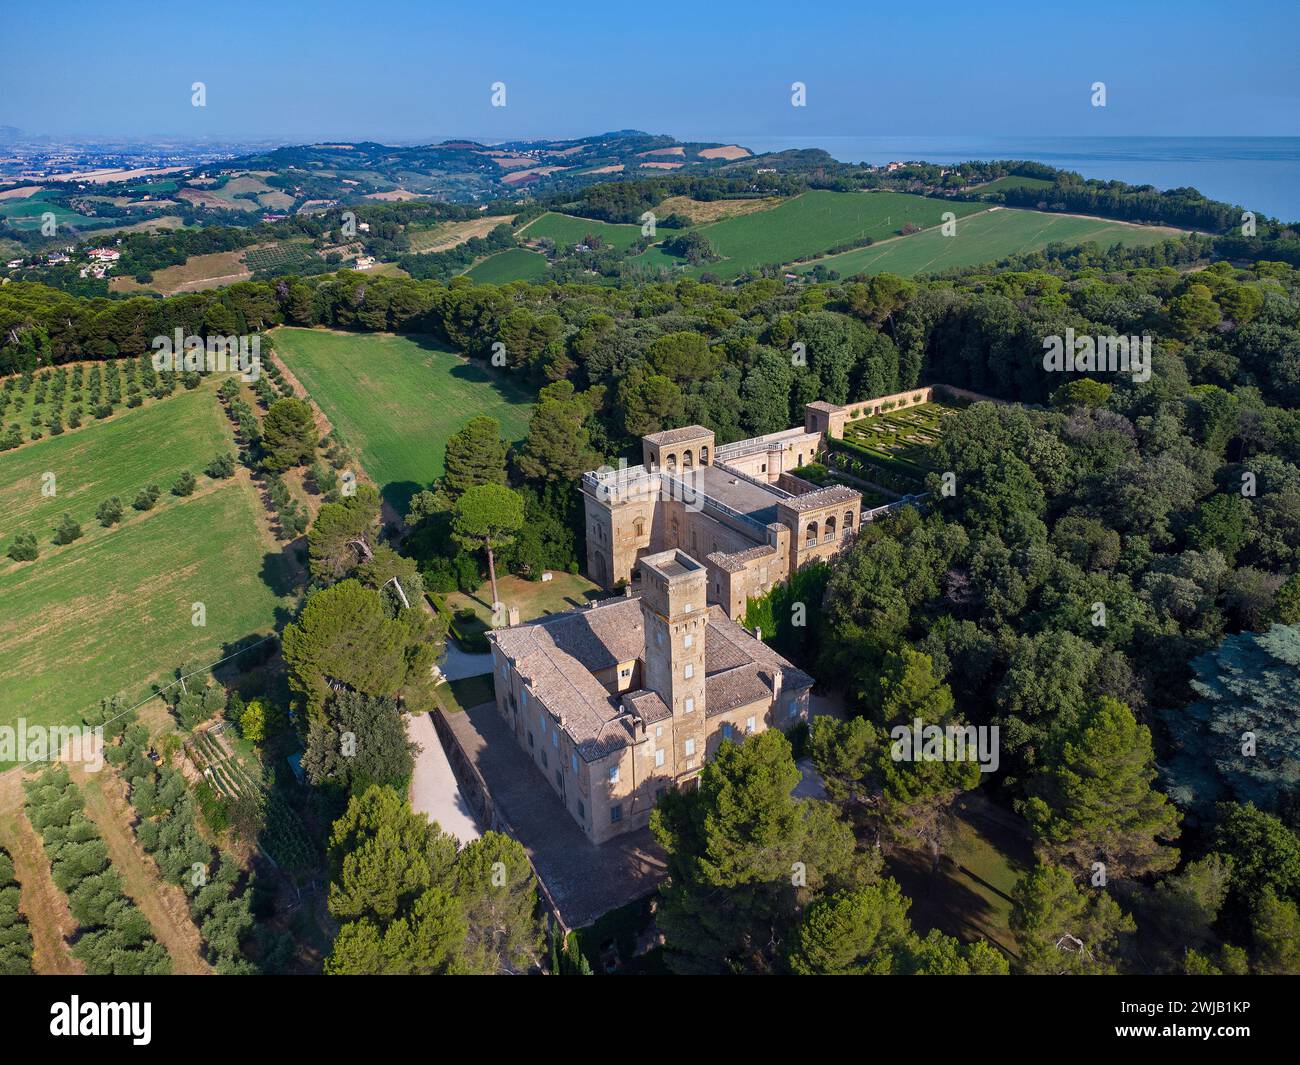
xmin=643 ymin=425 xmax=714 ymax=447
xmin=623 ymin=689 xmax=672 ymax=724
xmin=780 ymin=484 xmax=861 ymax=512
xmin=489 ymin=599 xmax=810 ymax=758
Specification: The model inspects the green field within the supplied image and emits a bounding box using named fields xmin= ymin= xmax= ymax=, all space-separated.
xmin=0 ymin=383 xmax=296 ymax=751
xmin=629 ymin=190 xmax=988 ymax=279
xmin=974 ymin=175 xmax=1056 ymax=193
xmin=0 ymin=380 xmax=233 ymax=539
xmin=0 ymin=191 xmax=102 ymax=232
xmin=465 ymin=247 xmax=549 ymax=284
xmin=244 ymin=241 xmax=318 ymax=273
xmin=0 ymin=481 xmax=296 ymax=751
xmin=797 ymin=207 xmax=1184 ymax=278
xmin=272 ymin=327 xmax=534 ymax=512
xmin=520 ymin=211 xmax=651 ymax=252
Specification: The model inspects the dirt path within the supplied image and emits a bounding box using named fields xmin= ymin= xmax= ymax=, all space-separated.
xmin=0 ymin=796 xmax=84 ymax=974
xmin=68 ymin=761 xmax=212 ymax=974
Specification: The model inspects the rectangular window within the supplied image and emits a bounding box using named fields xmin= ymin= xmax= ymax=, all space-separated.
xmin=684 ymin=663 xmax=694 ymax=679
xmin=555 ymin=769 xmax=562 ymax=790
xmin=723 ymin=723 xmax=733 ymax=740
xmin=578 ymin=801 xmax=585 ymax=819
xmin=571 ymin=754 xmax=578 ymax=773
xmin=551 ymin=729 xmax=558 ymax=747
xmin=608 ymin=765 xmax=619 ymax=785
xmin=611 ymin=804 xmax=622 ymax=823
xmin=656 ymin=725 xmax=664 ymax=738
xmin=685 ymin=696 xmax=694 ymax=713
xmin=683 ymin=633 xmax=693 ymax=648
xmin=684 ymin=738 xmax=696 ymax=757
xmin=528 ymin=731 xmax=534 ymax=748
xmin=746 ymin=716 xmax=756 ymax=733
xmin=541 ymin=750 xmax=548 ymax=768
xmin=655 ymin=749 xmax=665 ymax=767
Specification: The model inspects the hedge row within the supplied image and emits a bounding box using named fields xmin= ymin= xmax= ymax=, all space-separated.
xmin=23 ymin=766 xmax=170 ymax=975
xmin=110 ymin=722 xmax=258 ymax=974
xmin=0 ymin=844 xmax=34 ymax=974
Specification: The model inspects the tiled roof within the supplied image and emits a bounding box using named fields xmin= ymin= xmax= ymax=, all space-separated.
xmin=707 ymin=543 xmax=778 ymax=574
xmin=780 ymin=484 xmax=861 ymax=512
xmin=643 ymin=425 xmax=714 ymax=446
xmin=623 ymin=689 xmax=672 ymax=724
xmin=489 ymin=599 xmax=811 ymax=758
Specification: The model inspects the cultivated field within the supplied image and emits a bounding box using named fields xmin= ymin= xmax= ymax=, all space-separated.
xmin=652 ymin=195 xmax=783 ymax=224
xmin=629 ymin=190 xmax=988 ymax=279
xmin=407 ymin=215 xmax=516 ymax=252
xmin=796 ymin=207 xmax=1184 ymax=278
xmin=0 ymin=378 xmax=297 ymax=749
xmin=973 ymin=175 xmax=1056 ymax=193
xmin=0 ymin=478 xmax=296 ymax=750
xmin=272 ymin=327 xmax=534 ymax=513
xmin=519 ymin=211 xmax=653 ymax=252
xmin=0 ymin=380 xmax=232 ymax=536
xmin=464 ymin=247 xmax=549 ymax=284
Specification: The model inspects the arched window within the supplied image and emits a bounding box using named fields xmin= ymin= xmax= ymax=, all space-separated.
xmin=633 ymin=516 xmax=645 ymax=538
xmin=805 ymin=521 xmax=819 ymax=548
xmin=682 ymin=449 xmax=694 ymax=469
xmin=825 ymin=515 xmax=837 ymax=542
xmin=844 ymin=509 xmax=854 ymax=531
xmin=666 ymin=452 xmax=677 ymax=472
xmin=700 ymin=445 xmax=709 ymax=465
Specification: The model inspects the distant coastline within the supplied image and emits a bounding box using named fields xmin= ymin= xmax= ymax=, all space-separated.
xmin=730 ymin=136 xmax=1300 ymax=222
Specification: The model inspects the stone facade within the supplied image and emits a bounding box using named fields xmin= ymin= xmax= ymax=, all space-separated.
xmin=487 ymin=548 xmax=813 ymax=844
xmin=582 ymin=404 xmax=864 ymax=619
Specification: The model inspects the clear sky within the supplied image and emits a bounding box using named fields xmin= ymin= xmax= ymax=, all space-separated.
xmin=3 ymin=0 xmax=1297 ymax=143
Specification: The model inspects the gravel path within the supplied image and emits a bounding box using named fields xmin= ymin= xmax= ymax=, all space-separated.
xmin=407 ymin=713 xmax=480 ymax=844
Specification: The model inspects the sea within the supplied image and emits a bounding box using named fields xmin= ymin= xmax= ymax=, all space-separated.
xmin=731 ymin=136 xmax=1300 ymax=223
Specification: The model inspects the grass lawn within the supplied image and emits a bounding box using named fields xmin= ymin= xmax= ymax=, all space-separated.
xmin=434 ymin=674 xmax=497 ymax=715
xmin=519 ymin=211 xmax=652 ymax=252
xmin=884 ymin=795 xmax=1032 ymax=959
xmin=444 ymin=571 xmax=606 ymax=625
xmin=0 ymin=477 xmax=299 ymax=760
xmin=838 ymin=401 xmax=956 ymax=476
xmin=464 ymin=247 xmax=549 ymax=284
xmin=797 ymin=207 xmax=1185 ymax=278
xmin=271 ymin=327 xmax=534 ymax=514
xmin=629 ymin=190 xmax=988 ymax=280
xmin=973 ymin=175 xmax=1056 ymax=193
xmin=0 ymin=377 xmax=234 ymax=543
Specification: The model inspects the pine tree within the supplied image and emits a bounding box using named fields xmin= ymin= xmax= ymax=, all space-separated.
xmin=1010 ymin=861 xmax=1135 ymax=975
xmin=442 ymin=415 xmax=508 ymax=499
xmin=1023 ymin=697 xmax=1181 ymax=878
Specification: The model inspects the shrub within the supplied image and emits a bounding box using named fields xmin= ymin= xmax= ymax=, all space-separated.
xmin=53 ymin=514 xmax=82 ymax=545
xmin=133 ymin=484 xmax=161 ymax=511
xmin=96 ymin=497 xmax=124 ymax=527
xmin=171 ymin=471 xmax=197 ymax=497
xmin=7 ymin=532 xmax=38 ymax=562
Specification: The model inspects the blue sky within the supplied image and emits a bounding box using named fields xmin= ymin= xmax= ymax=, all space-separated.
xmin=4 ymin=0 xmax=1298 ymax=142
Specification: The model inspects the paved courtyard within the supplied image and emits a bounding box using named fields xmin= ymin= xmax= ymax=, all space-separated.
xmin=443 ymin=700 xmax=667 ymax=929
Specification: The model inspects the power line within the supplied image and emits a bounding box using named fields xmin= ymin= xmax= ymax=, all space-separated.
xmin=15 ymin=633 xmax=279 ymax=772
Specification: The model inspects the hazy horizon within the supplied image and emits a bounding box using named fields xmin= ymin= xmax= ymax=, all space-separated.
xmin=4 ymin=0 xmax=1297 ymax=142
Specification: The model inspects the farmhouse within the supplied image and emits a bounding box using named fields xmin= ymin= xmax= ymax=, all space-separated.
xmin=487 ymin=549 xmax=813 ymax=844
xmin=579 ymin=398 xmax=940 ymax=618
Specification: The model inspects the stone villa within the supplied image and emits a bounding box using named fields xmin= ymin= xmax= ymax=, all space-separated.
xmin=580 ymin=394 xmax=932 ymax=617
xmin=485 ymin=391 xmax=936 ymax=845
xmin=488 ymin=549 xmax=813 ymax=843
